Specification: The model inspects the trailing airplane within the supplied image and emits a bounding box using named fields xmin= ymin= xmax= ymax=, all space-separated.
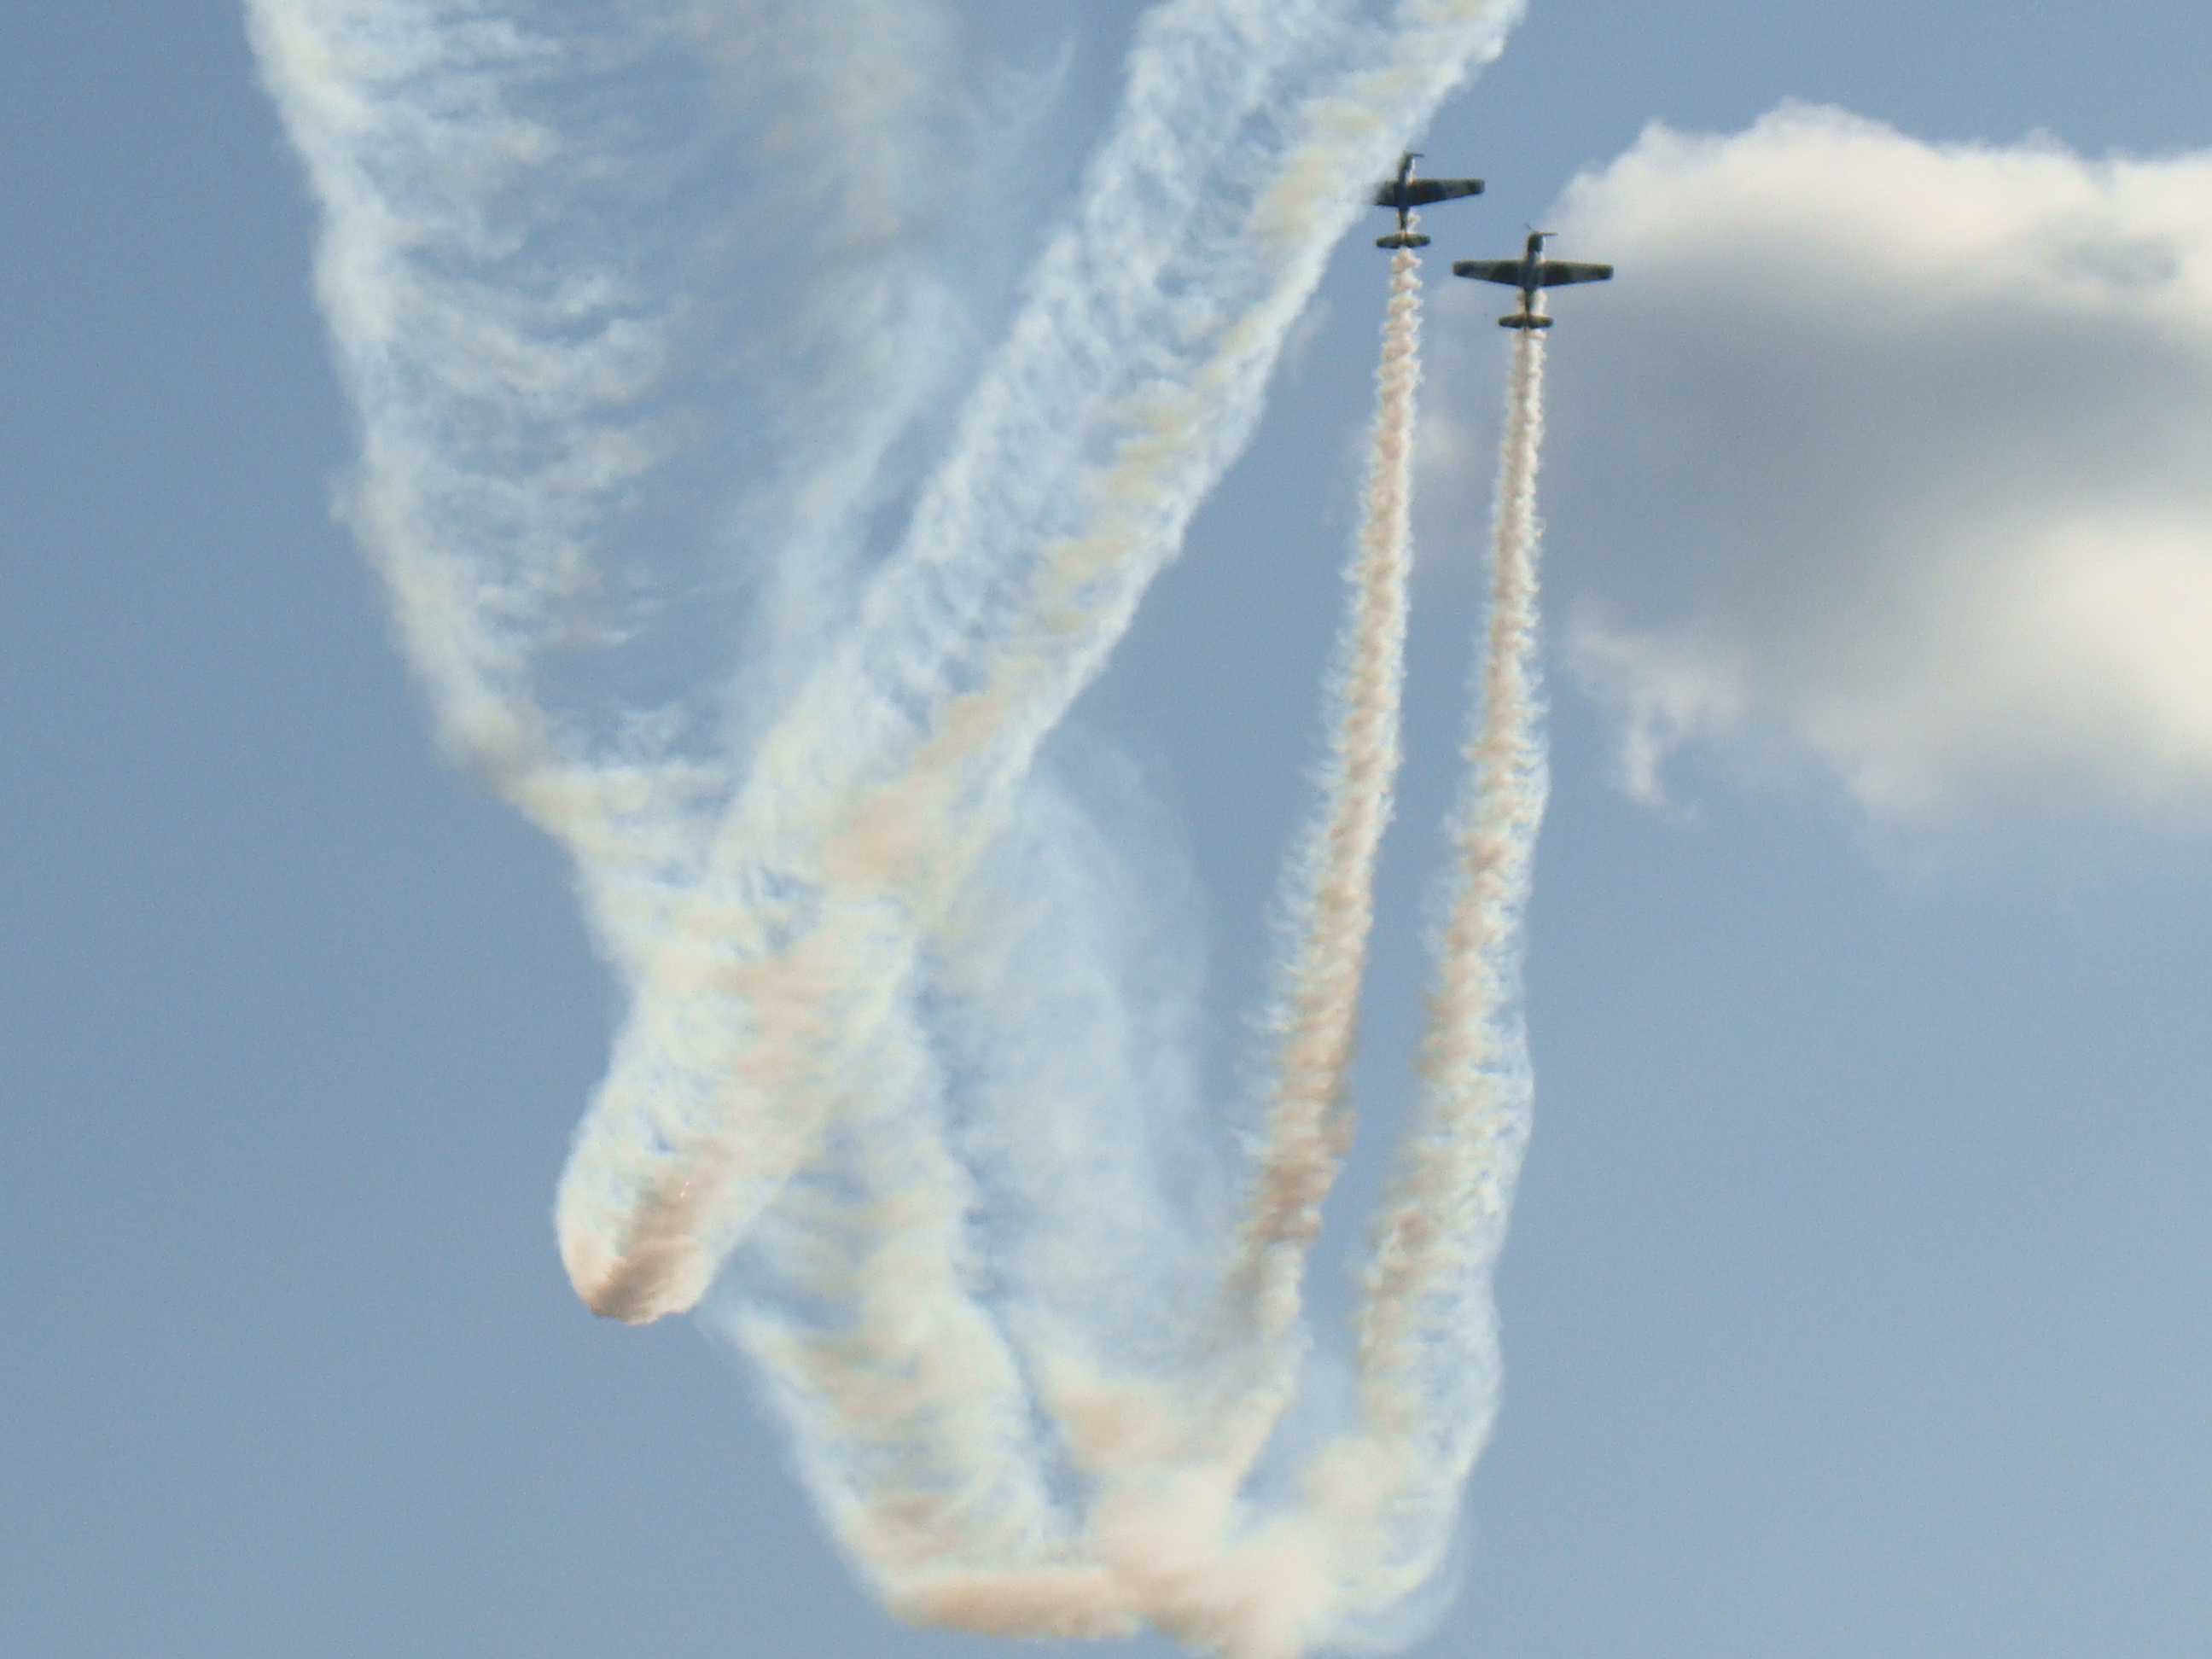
xmin=1371 ymin=152 xmax=1484 ymax=249
xmin=1452 ymin=231 xmax=1614 ymax=328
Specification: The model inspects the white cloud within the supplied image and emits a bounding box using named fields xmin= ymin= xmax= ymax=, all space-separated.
xmin=1529 ymin=103 xmax=2212 ymax=839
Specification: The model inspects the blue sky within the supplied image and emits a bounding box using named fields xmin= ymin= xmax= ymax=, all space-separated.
xmin=5 ymin=3 xmax=2209 ymax=1656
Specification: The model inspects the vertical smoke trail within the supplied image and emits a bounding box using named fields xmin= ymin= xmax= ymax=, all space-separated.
xmin=1226 ymin=246 xmax=1424 ymax=1430
xmin=932 ymin=245 xmax=1443 ymax=1659
xmin=1326 ymin=328 xmax=1549 ymax=1611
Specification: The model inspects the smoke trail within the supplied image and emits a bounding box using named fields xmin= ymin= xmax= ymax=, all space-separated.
xmin=1018 ymin=325 xmax=1551 ymax=1659
xmin=254 ymin=2 xmax=1559 ymax=1652
xmin=1225 ymin=245 xmax=1424 ymax=1440
xmin=661 ymin=13 xmax=1514 ymax=1627
xmin=242 ymin=0 xmax=977 ymax=975
xmin=521 ymin=3 xmax=1529 ymax=1643
xmin=929 ymin=244 xmax=1441 ymax=1659
xmin=1326 ymin=327 xmax=1549 ymax=1611
xmin=551 ymin=0 xmax=1527 ymax=1324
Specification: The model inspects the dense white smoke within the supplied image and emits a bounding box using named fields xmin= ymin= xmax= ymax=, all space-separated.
xmin=1231 ymin=245 xmax=1424 ymax=1423
xmin=253 ymin=3 xmax=1556 ymax=1652
xmin=1347 ymin=327 xmax=1545 ymax=1595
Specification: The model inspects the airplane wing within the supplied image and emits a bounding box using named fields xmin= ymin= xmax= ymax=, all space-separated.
xmin=1535 ymin=260 xmax=1614 ymax=287
xmin=1450 ymin=259 xmax=1526 ymax=286
xmin=1402 ymin=178 xmax=1483 ymax=205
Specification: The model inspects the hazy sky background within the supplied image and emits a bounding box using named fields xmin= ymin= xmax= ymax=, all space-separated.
xmin=5 ymin=3 xmax=2209 ymax=1656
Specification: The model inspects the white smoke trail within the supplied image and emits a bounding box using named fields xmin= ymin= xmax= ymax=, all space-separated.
xmin=254 ymin=1 xmax=1557 ymax=1652
xmin=244 ymin=0 xmax=975 ymax=955
xmin=554 ymin=4 xmax=1531 ymax=1642
xmin=550 ymin=0 xmax=1526 ymax=1325
xmin=1325 ymin=327 xmax=1549 ymax=1612
xmin=846 ymin=270 xmax=1553 ymax=1659
xmin=1222 ymin=245 xmax=1424 ymax=1446
xmin=883 ymin=243 xmax=1443 ymax=1659
xmin=656 ymin=8 xmax=1520 ymax=1631
xmin=1041 ymin=323 xmax=1552 ymax=1659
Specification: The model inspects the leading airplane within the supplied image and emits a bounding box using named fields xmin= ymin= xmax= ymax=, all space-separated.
xmin=1371 ymin=152 xmax=1484 ymax=249
xmin=1452 ymin=231 xmax=1613 ymax=328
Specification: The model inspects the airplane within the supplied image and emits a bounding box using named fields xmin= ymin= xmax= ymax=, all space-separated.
xmin=1452 ymin=231 xmax=1613 ymax=328
xmin=1371 ymin=151 xmax=1484 ymax=249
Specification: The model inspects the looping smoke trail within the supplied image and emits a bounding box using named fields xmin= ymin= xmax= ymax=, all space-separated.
xmin=1224 ymin=244 xmax=1423 ymax=1442
xmin=253 ymin=0 xmax=1560 ymax=1651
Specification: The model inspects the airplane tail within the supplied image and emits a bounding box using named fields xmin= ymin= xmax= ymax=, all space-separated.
xmin=1377 ymin=232 xmax=1431 ymax=249
xmin=1498 ymin=311 xmax=1551 ymax=329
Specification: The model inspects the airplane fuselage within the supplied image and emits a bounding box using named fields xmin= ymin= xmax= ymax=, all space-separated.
xmin=1510 ymin=231 xmax=1551 ymax=322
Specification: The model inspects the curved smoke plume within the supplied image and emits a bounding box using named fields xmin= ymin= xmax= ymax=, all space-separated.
xmin=251 ymin=3 xmax=1551 ymax=1653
